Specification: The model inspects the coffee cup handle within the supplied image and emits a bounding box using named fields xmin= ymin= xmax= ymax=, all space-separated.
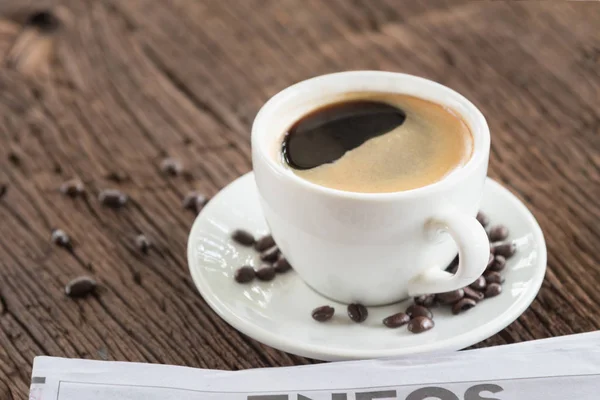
xmin=408 ymin=211 xmax=490 ymax=296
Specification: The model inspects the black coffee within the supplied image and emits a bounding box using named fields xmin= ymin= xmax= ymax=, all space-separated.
xmin=281 ymin=93 xmax=473 ymax=193
xmin=283 ymin=101 xmax=406 ymax=170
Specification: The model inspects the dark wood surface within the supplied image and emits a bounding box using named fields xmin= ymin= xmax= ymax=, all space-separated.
xmin=0 ymin=1 xmax=599 ymax=398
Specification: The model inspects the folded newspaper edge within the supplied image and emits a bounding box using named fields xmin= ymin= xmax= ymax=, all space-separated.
xmin=30 ymin=331 xmax=600 ymax=400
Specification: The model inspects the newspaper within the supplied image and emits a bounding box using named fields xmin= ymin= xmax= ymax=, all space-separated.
xmin=30 ymin=331 xmax=600 ymax=400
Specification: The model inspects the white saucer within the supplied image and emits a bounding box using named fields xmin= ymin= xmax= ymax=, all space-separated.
xmin=187 ymin=173 xmax=546 ymax=361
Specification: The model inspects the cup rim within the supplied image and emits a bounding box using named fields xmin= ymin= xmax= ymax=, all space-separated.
xmin=252 ymin=71 xmax=490 ymax=200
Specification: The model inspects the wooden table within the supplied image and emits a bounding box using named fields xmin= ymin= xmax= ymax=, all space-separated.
xmin=0 ymin=1 xmax=598 ymax=398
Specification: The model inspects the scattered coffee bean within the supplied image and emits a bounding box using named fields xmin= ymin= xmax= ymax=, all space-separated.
xmin=133 ymin=271 xmax=142 ymax=285
xmin=484 ymin=271 xmax=504 ymax=285
xmin=406 ymin=304 xmax=433 ymax=319
xmin=408 ymin=316 xmax=434 ymax=334
xmin=436 ymin=289 xmax=464 ymax=305
xmin=98 ymin=189 xmax=127 ymax=208
xmin=60 ymin=179 xmax=85 ymax=197
xmin=486 ymin=252 xmax=494 ymax=269
xmin=255 ymin=264 xmax=276 ymax=281
xmin=7 ymin=151 xmax=20 ymax=166
xmin=463 ymin=286 xmax=485 ymax=302
xmin=182 ymin=191 xmax=209 ymax=213
xmin=51 ymin=229 xmax=72 ymax=250
xmin=383 ymin=312 xmax=410 ymax=328
xmin=485 ymin=283 xmax=503 ymax=298
xmin=234 ymin=266 xmax=255 ymax=283
xmin=182 ymin=171 xmax=195 ymax=182
xmin=105 ymin=171 xmax=128 ymax=183
xmin=26 ymin=10 xmax=60 ymax=33
xmin=65 ymin=276 xmax=97 ymax=298
xmin=476 ymin=211 xmax=490 ymax=228
xmin=469 ymin=276 xmax=487 ymax=291
xmin=160 ymin=158 xmax=183 ymax=176
xmin=488 ymin=225 xmax=509 ymax=242
xmin=312 ymin=305 xmax=334 ymax=322
xmin=231 ymin=229 xmax=255 ymax=246
xmin=488 ymin=255 xmax=506 ymax=272
xmin=445 ymin=254 xmax=459 ymax=274
xmin=135 ymin=234 xmax=151 ymax=254
xmin=0 ymin=184 xmax=6 ymax=199
xmin=273 ymin=257 xmax=292 ymax=273
xmin=493 ymin=242 xmax=517 ymax=258
xmin=260 ymin=246 xmax=280 ymax=262
xmin=347 ymin=303 xmax=368 ymax=323
xmin=452 ymin=298 xmax=477 ymax=315
xmin=414 ymin=294 xmax=436 ymax=308
xmin=254 ymin=235 xmax=276 ymax=252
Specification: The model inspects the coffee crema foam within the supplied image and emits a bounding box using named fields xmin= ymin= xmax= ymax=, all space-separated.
xmin=282 ymin=92 xmax=474 ymax=193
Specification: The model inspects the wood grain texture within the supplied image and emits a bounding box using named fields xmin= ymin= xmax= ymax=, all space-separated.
xmin=0 ymin=0 xmax=599 ymax=398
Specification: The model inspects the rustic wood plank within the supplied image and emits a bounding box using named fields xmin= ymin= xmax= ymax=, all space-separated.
xmin=0 ymin=1 xmax=598 ymax=398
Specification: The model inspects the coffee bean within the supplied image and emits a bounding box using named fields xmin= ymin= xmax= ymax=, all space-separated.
xmin=347 ymin=303 xmax=368 ymax=323
xmin=406 ymin=304 xmax=433 ymax=319
xmin=493 ymin=242 xmax=517 ymax=258
xmin=182 ymin=171 xmax=195 ymax=182
xmin=234 ymin=266 xmax=255 ymax=283
xmin=485 ymin=283 xmax=503 ymax=298
xmin=273 ymin=257 xmax=292 ymax=273
xmin=488 ymin=255 xmax=506 ymax=272
xmin=255 ymin=264 xmax=276 ymax=281
xmin=60 ymin=179 xmax=85 ymax=198
xmin=135 ymin=234 xmax=151 ymax=254
xmin=470 ymin=276 xmax=487 ymax=291
xmin=26 ymin=10 xmax=60 ymax=33
xmin=414 ymin=294 xmax=436 ymax=308
xmin=312 ymin=305 xmax=334 ymax=322
xmin=383 ymin=312 xmax=410 ymax=328
xmin=445 ymin=254 xmax=459 ymax=273
xmin=8 ymin=151 xmax=20 ymax=166
xmin=488 ymin=225 xmax=509 ymax=242
xmin=182 ymin=191 xmax=209 ymax=213
xmin=0 ymin=184 xmax=6 ymax=199
xmin=260 ymin=246 xmax=280 ymax=262
xmin=160 ymin=158 xmax=183 ymax=176
xmin=51 ymin=229 xmax=72 ymax=250
xmin=231 ymin=229 xmax=255 ymax=246
xmin=463 ymin=286 xmax=485 ymax=302
xmin=408 ymin=316 xmax=434 ymax=334
xmin=254 ymin=235 xmax=276 ymax=252
xmin=486 ymin=252 xmax=495 ymax=269
xmin=476 ymin=211 xmax=490 ymax=228
xmin=436 ymin=289 xmax=464 ymax=304
xmin=65 ymin=276 xmax=97 ymax=298
xmin=105 ymin=171 xmax=128 ymax=183
xmin=452 ymin=298 xmax=477 ymax=315
xmin=484 ymin=271 xmax=504 ymax=285
xmin=98 ymin=189 xmax=127 ymax=208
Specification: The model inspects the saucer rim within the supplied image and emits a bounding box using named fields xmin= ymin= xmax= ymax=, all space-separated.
xmin=187 ymin=173 xmax=547 ymax=361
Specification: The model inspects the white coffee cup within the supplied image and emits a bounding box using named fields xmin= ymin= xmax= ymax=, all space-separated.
xmin=252 ymin=71 xmax=490 ymax=306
